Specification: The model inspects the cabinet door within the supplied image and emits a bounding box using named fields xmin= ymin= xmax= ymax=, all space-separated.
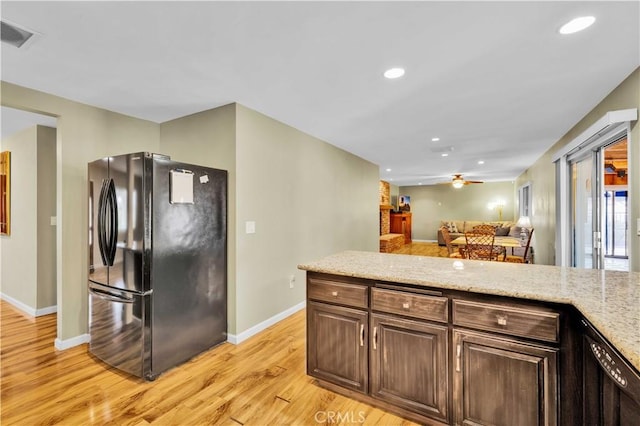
xmin=307 ymin=301 xmax=368 ymax=393
xmin=371 ymin=314 xmax=448 ymax=422
xmin=453 ymin=330 xmax=558 ymax=426
xmin=404 ymin=214 xmax=412 ymax=243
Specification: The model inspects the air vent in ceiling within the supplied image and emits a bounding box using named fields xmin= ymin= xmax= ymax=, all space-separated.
xmin=1 ymin=20 xmax=36 ymax=48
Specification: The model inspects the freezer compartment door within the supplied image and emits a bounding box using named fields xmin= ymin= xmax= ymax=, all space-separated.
xmin=88 ymin=283 xmax=150 ymax=378
xmin=150 ymin=159 xmax=228 ymax=373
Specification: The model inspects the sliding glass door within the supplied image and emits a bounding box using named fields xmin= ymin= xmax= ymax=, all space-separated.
xmin=554 ymin=110 xmax=634 ymax=271
xmin=569 ymin=136 xmax=628 ymax=271
xmin=570 ymin=153 xmax=598 ymax=269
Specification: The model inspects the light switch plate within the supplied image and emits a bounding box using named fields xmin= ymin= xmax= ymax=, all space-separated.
xmin=50 ymin=216 xmax=56 ymax=226
xmin=246 ymin=221 xmax=256 ymax=234
xmin=637 ymin=218 xmax=640 ymax=236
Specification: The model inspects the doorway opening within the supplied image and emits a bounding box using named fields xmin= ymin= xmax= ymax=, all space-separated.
xmin=0 ymin=106 xmax=59 ymax=316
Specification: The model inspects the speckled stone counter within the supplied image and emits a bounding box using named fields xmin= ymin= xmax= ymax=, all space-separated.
xmin=298 ymin=250 xmax=640 ymax=371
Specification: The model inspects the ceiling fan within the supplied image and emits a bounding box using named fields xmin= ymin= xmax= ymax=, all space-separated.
xmin=440 ymin=174 xmax=484 ymax=189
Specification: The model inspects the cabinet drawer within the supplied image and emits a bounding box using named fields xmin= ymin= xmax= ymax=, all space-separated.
xmin=308 ymin=278 xmax=368 ymax=308
xmin=371 ymin=288 xmax=448 ymax=323
xmin=452 ymin=299 xmax=560 ymax=343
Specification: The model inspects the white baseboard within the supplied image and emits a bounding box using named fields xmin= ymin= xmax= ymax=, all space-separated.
xmin=55 ymin=334 xmax=90 ymax=351
xmin=36 ymin=305 xmax=57 ymax=316
xmin=227 ymin=300 xmax=306 ymax=345
xmin=0 ymin=293 xmax=56 ymax=317
xmin=55 ymin=300 xmax=308 ymax=350
xmin=1 ymin=293 xmax=35 ymax=315
xmin=412 ymin=239 xmax=437 ymax=243
xmin=1 ymin=293 xmax=86 ymax=352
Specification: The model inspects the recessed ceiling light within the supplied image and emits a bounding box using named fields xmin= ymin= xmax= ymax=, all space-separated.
xmin=384 ymin=68 xmax=405 ymax=79
xmin=478 ymin=160 xmax=485 ymax=165
xmin=559 ymin=16 xmax=596 ymax=35
xmin=386 ymin=168 xmax=392 ymax=172
xmin=418 ymin=183 xmax=422 ymax=185
xmin=431 ymin=137 xmax=440 ymax=142
xmin=441 ymin=153 xmax=449 ymax=157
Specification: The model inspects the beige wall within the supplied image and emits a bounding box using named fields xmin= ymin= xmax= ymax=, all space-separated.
xmin=516 ymin=68 xmax=639 ymax=270
xmin=1 ymin=81 xmax=160 ymax=341
xmin=1 ymin=126 xmax=38 ymax=308
xmin=36 ymin=126 xmax=57 ymax=308
xmin=400 ymin=182 xmax=516 ymax=241
xmin=235 ymin=104 xmax=379 ymax=333
xmin=159 ymin=104 xmax=238 ymax=333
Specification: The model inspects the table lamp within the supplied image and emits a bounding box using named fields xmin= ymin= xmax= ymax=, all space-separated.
xmin=516 ymin=216 xmax=531 ymax=241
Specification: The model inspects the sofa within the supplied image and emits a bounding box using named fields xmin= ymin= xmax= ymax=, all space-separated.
xmin=437 ymin=220 xmax=516 ymax=246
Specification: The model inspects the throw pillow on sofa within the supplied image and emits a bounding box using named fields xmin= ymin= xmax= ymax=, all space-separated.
xmin=495 ymin=226 xmax=510 ymax=236
xmin=446 ymin=221 xmax=459 ymax=233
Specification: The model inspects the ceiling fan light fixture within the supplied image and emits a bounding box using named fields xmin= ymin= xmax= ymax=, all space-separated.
xmin=452 ymin=178 xmax=465 ymax=189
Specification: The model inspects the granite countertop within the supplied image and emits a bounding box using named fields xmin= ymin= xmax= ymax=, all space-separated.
xmin=298 ymin=250 xmax=640 ymax=371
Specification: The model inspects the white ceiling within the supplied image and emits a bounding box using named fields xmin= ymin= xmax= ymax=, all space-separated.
xmin=1 ymin=1 xmax=638 ymax=186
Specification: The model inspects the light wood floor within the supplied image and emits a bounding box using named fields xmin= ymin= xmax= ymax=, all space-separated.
xmin=391 ymin=242 xmax=448 ymax=257
xmin=0 ymin=300 xmax=417 ymax=426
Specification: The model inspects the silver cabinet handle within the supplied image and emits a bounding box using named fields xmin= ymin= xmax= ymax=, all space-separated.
xmin=331 ymin=291 xmax=338 ymax=297
xmin=373 ymin=326 xmax=378 ymax=350
xmin=497 ymin=315 xmax=508 ymax=326
xmin=402 ymin=302 xmax=410 ymax=310
xmin=456 ymin=344 xmax=461 ymax=372
xmin=359 ymin=324 xmax=364 ymax=347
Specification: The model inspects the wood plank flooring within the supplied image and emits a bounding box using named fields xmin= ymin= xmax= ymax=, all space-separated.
xmin=0 ymin=300 xmax=417 ymax=425
xmin=391 ymin=242 xmax=448 ymax=257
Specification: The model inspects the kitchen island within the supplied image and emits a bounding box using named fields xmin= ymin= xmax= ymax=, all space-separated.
xmin=299 ymin=250 xmax=640 ymax=425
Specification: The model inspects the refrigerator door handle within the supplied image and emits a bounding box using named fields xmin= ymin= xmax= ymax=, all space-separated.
xmin=106 ymin=178 xmax=118 ymax=266
xmin=97 ymin=179 xmax=109 ymax=266
xmin=89 ymin=286 xmax=134 ymax=304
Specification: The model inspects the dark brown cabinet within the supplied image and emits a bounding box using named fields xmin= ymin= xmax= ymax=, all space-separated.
xmin=307 ymin=301 xmax=368 ymax=393
xmin=452 ymin=298 xmax=560 ymax=426
xmin=453 ymin=330 xmax=558 ymax=426
xmin=371 ymin=313 xmax=448 ymax=422
xmin=390 ymin=213 xmax=412 ymax=243
xmin=305 ymin=272 xmax=628 ymax=425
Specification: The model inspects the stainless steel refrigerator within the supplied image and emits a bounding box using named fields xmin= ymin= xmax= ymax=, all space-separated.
xmin=88 ymin=152 xmax=227 ymax=380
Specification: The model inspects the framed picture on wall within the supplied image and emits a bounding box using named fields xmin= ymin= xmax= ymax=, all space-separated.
xmin=1 ymin=151 xmax=10 ymax=235
xmin=399 ymin=195 xmax=410 ymax=212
